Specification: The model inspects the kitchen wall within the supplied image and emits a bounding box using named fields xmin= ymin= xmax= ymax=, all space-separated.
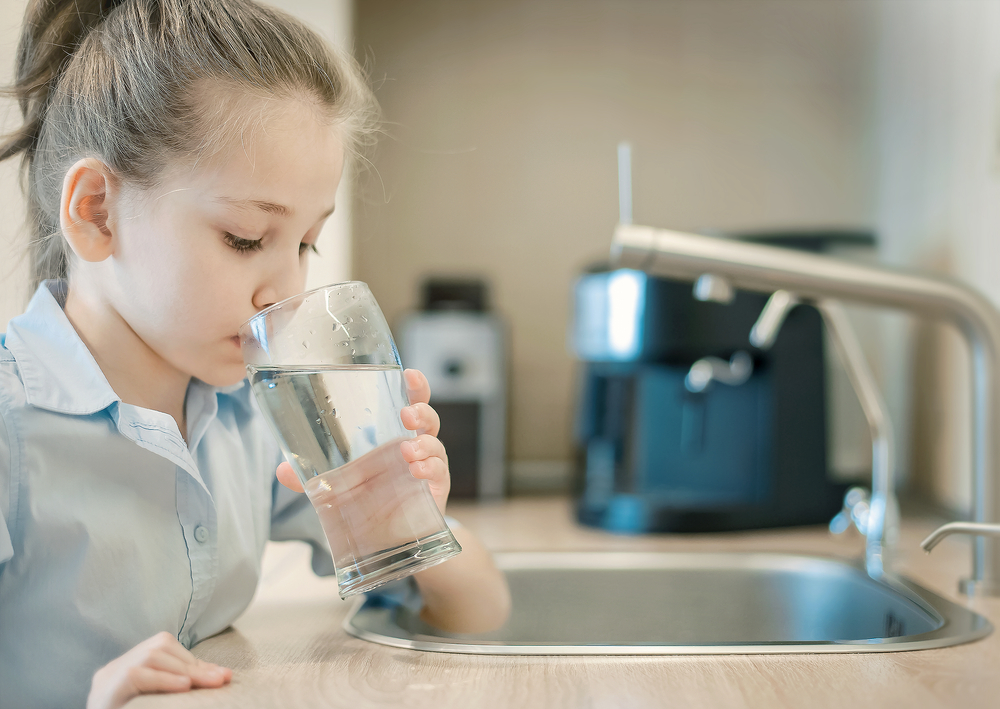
xmin=355 ymin=0 xmax=880 ymax=486
xmin=0 ymin=0 xmax=355 ymax=331
xmin=0 ymin=0 xmax=29 ymax=332
xmin=873 ymin=0 xmax=1000 ymax=514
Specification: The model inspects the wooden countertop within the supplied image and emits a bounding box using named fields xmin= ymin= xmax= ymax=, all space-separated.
xmin=131 ymin=497 xmax=1000 ymax=709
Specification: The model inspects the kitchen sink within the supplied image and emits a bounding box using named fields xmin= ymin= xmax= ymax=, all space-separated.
xmin=344 ymin=551 xmax=992 ymax=654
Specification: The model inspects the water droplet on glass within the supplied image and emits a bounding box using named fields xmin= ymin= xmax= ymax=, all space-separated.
xmin=301 ymin=341 xmax=309 ymax=349
xmin=346 ymin=317 xmax=354 ymax=323
xmin=309 ymin=329 xmax=315 ymax=335
xmin=267 ymin=382 xmax=276 ymax=389
xmin=351 ymin=349 xmax=356 ymax=355
xmin=315 ymin=418 xmax=321 ymax=424
xmin=361 ymin=315 xmax=368 ymax=323
xmin=364 ymin=407 xmax=372 ymax=415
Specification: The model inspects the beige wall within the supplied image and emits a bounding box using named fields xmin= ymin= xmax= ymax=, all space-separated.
xmin=873 ymin=0 xmax=1000 ymax=514
xmin=355 ymin=0 xmax=878 ymax=471
xmin=0 ymin=0 xmax=29 ymax=331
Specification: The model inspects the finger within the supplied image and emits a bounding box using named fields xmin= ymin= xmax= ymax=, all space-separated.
xmin=400 ymin=402 xmax=440 ymax=437
xmin=276 ymin=462 xmax=305 ymax=493
xmin=408 ymin=455 xmax=449 ymax=484
xmin=400 ymin=434 xmax=447 ymax=464
xmin=145 ymin=649 xmax=194 ymax=676
xmin=188 ymin=661 xmax=232 ymax=688
xmin=144 ymin=631 xmax=193 ymax=660
xmin=404 ymin=368 xmax=431 ymax=405
xmin=127 ymin=666 xmax=192 ymax=694
xmin=146 ymin=651 xmax=229 ymax=687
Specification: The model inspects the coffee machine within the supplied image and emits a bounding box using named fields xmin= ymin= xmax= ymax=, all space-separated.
xmin=398 ymin=279 xmax=506 ymax=500
xmin=570 ymin=236 xmax=858 ymax=533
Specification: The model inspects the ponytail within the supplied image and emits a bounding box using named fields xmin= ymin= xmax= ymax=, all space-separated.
xmin=1 ymin=0 xmax=122 ymax=288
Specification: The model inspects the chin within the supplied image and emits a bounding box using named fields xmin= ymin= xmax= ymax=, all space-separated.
xmin=199 ymin=364 xmax=249 ymax=389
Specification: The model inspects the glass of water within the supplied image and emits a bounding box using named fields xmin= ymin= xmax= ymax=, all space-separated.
xmin=239 ymin=282 xmax=462 ymax=598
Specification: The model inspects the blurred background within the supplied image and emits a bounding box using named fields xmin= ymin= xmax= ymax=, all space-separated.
xmin=1 ymin=0 xmax=998 ymax=519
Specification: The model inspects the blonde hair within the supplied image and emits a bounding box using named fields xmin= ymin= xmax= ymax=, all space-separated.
xmin=1 ymin=0 xmax=379 ymax=290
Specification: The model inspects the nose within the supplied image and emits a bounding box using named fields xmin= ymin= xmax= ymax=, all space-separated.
xmin=252 ymin=252 xmax=305 ymax=311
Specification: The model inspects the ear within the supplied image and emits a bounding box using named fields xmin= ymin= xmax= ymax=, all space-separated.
xmin=60 ymin=158 xmax=120 ymax=263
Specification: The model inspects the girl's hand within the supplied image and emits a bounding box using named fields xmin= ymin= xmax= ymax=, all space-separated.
xmin=275 ymin=369 xmax=452 ymax=513
xmin=87 ymin=632 xmax=231 ymax=709
xmin=398 ymin=368 xmax=451 ymax=514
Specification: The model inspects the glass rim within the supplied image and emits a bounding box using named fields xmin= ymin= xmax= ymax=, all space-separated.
xmin=239 ymin=280 xmax=369 ymax=333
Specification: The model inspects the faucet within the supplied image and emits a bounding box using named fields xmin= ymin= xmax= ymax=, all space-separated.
xmin=746 ymin=290 xmax=898 ymax=577
xmin=611 ymin=224 xmax=1000 ymax=596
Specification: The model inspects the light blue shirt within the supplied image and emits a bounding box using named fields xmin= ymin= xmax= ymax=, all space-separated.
xmin=0 ymin=282 xmax=340 ymax=708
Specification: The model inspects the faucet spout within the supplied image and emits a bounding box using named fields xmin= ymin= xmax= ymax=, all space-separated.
xmin=922 ymin=522 xmax=1000 ymax=553
xmin=611 ymin=224 xmax=1000 ymax=596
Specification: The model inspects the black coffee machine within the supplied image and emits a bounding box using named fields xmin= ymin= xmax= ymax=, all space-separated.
xmin=571 ymin=233 xmax=868 ymax=533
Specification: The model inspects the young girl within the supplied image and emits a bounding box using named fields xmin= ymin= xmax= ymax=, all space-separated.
xmin=0 ymin=1 xmax=511 ymax=707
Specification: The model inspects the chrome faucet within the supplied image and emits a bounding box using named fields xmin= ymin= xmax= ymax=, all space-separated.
xmin=611 ymin=224 xmax=1000 ymax=596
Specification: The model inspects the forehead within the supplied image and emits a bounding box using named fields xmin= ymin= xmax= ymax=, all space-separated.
xmin=157 ymin=86 xmax=346 ymax=215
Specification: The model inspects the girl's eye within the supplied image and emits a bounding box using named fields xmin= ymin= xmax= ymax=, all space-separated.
xmin=300 ymin=242 xmax=320 ymax=256
xmin=223 ymin=233 xmax=263 ymax=254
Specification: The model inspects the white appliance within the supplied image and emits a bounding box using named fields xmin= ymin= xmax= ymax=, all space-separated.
xmin=398 ymin=281 xmax=506 ymax=500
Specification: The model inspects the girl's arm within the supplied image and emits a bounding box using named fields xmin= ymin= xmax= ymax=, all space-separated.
xmin=410 ymin=520 xmax=511 ymax=633
xmin=395 ymin=370 xmax=511 ymax=632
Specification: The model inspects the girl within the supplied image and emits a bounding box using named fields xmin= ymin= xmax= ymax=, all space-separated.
xmin=0 ymin=1 xmax=511 ymax=707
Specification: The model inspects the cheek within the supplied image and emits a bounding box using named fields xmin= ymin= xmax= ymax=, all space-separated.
xmin=116 ymin=226 xmax=233 ymax=329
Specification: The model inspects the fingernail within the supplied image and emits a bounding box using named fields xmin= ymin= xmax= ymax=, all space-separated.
xmin=402 ymin=440 xmax=417 ymax=456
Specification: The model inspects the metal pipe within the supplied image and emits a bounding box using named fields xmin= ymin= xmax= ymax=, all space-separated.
xmin=817 ymin=300 xmax=898 ymax=578
xmin=611 ymin=224 xmax=1000 ymax=595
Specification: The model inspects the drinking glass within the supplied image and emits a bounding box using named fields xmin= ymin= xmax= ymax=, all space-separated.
xmin=240 ymin=282 xmax=462 ymax=598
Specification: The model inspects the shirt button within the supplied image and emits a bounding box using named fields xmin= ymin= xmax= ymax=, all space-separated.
xmin=194 ymin=525 xmax=209 ymax=544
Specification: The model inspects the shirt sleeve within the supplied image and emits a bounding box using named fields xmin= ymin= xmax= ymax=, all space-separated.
xmin=0 ymin=407 xmax=13 ymax=566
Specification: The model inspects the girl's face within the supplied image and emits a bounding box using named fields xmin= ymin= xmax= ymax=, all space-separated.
xmin=106 ymin=97 xmax=345 ymax=388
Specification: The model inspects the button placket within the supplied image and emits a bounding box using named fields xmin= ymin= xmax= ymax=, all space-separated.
xmin=175 ymin=467 xmax=219 ymax=644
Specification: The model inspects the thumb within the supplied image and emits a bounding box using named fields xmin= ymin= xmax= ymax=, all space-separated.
xmin=276 ymin=462 xmax=305 ymax=493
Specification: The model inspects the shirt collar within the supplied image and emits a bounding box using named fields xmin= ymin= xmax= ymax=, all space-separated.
xmin=4 ymin=280 xmax=254 ymax=417
xmin=4 ymin=281 xmax=119 ymax=415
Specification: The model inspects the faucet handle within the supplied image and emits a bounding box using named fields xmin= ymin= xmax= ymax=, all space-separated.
xmin=921 ymin=522 xmax=1000 ymax=552
xmin=750 ymin=290 xmax=800 ymax=350
xmin=830 ymin=486 xmax=871 ymax=535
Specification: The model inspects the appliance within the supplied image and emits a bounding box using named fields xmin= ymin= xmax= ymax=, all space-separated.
xmin=570 ymin=233 xmax=865 ymax=533
xmin=398 ymin=279 xmax=506 ymax=500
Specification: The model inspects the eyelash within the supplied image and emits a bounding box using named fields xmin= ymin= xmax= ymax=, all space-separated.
xmin=223 ymin=233 xmax=320 ymax=256
xmin=224 ymin=233 xmax=263 ymax=254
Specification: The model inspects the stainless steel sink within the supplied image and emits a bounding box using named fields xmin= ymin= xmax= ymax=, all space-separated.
xmin=344 ymin=551 xmax=992 ymax=654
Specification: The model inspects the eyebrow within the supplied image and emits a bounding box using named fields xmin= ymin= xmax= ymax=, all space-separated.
xmin=214 ymin=197 xmax=335 ymax=220
xmin=215 ymin=196 xmax=290 ymax=216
